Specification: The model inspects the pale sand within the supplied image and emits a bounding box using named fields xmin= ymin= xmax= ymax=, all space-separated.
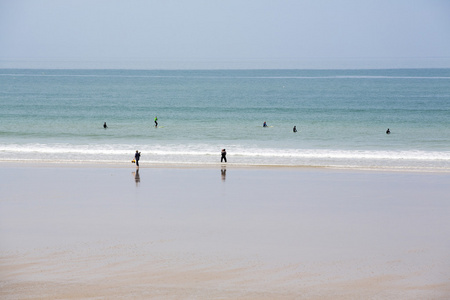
xmin=1 ymin=165 xmax=449 ymax=299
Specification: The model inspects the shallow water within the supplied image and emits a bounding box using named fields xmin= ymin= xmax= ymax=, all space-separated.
xmin=1 ymin=69 xmax=449 ymax=170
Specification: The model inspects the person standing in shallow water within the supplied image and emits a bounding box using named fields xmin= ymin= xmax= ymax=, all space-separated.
xmin=154 ymin=116 xmax=158 ymax=127
xmin=221 ymin=149 xmax=227 ymax=163
xmin=135 ymin=150 xmax=141 ymax=167
xmin=103 ymin=122 xmax=108 ymax=129
xmin=293 ymin=126 xmax=297 ymax=132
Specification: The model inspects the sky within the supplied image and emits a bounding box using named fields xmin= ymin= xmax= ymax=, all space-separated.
xmin=1 ymin=0 xmax=450 ymax=69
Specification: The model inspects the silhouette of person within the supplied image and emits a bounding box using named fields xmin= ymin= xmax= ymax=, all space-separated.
xmin=103 ymin=122 xmax=108 ymax=129
xmin=221 ymin=149 xmax=227 ymax=163
xmin=386 ymin=128 xmax=391 ymax=134
xmin=293 ymin=126 xmax=297 ymax=132
xmin=135 ymin=150 xmax=141 ymax=167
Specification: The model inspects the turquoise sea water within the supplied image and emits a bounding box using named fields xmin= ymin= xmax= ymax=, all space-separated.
xmin=1 ymin=69 xmax=449 ymax=171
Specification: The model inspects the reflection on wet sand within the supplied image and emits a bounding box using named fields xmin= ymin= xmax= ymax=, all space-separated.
xmin=221 ymin=167 xmax=226 ymax=181
xmin=132 ymin=169 xmax=140 ymax=187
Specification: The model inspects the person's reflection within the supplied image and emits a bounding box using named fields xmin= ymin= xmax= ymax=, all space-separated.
xmin=132 ymin=169 xmax=140 ymax=187
xmin=221 ymin=167 xmax=226 ymax=182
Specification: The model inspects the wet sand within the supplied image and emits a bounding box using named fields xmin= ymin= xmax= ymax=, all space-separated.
xmin=1 ymin=164 xmax=449 ymax=299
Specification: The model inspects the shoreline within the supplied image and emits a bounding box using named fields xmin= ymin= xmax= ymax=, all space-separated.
xmin=1 ymin=160 xmax=449 ymax=174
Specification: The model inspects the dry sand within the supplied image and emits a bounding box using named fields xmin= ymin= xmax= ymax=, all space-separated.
xmin=1 ymin=164 xmax=449 ymax=299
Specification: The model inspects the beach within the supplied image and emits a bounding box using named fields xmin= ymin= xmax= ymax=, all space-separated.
xmin=2 ymin=0 xmax=450 ymax=297
xmin=1 ymin=163 xmax=449 ymax=299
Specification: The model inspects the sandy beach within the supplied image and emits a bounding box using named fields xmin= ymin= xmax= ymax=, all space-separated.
xmin=1 ymin=163 xmax=449 ymax=299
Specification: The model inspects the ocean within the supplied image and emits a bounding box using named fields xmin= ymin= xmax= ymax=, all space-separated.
xmin=1 ymin=68 xmax=449 ymax=171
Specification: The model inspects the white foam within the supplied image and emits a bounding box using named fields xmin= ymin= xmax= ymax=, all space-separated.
xmin=1 ymin=143 xmax=449 ymax=171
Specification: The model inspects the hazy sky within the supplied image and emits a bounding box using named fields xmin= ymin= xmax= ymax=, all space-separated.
xmin=1 ymin=0 xmax=449 ymax=69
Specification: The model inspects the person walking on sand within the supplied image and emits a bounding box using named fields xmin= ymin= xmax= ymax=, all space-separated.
xmin=221 ymin=149 xmax=227 ymax=163
xmin=135 ymin=150 xmax=141 ymax=167
xmin=154 ymin=116 xmax=158 ymax=127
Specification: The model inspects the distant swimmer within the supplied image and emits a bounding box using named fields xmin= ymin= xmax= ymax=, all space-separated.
xmin=293 ymin=126 xmax=297 ymax=133
xmin=386 ymin=128 xmax=390 ymax=134
xmin=154 ymin=116 xmax=158 ymax=127
xmin=263 ymin=121 xmax=268 ymax=128
xmin=221 ymin=149 xmax=227 ymax=163
xmin=135 ymin=150 xmax=141 ymax=167
xmin=103 ymin=122 xmax=108 ymax=129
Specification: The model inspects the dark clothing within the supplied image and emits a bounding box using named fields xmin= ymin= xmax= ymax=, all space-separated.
xmin=135 ymin=152 xmax=141 ymax=167
xmin=221 ymin=150 xmax=227 ymax=163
